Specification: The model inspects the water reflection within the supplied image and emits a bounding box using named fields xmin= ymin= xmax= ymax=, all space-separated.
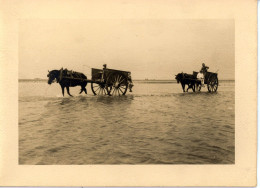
xmin=19 ymin=82 xmax=234 ymax=164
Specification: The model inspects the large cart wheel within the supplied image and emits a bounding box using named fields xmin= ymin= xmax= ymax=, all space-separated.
xmin=91 ymin=82 xmax=109 ymax=95
xmin=207 ymin=75 xmax=218 ymax=92
xmin=107 ymin=72 xmax=128 ymax=96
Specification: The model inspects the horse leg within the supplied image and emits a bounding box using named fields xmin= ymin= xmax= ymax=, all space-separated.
xmin=79 ymin=83 xmax=87 ymax=94
xmin=61 ymin=85 xmax=65 ymax=96
xmin=192 ymin=83 xmax=195 ymax=92
xmin=84 ymin=83 xmax=88 ymax=94
xmin=187 ymin=84 xmax=191 ymax=92
xmin=182 ymin=83 xmax=185 ymax=92
xmin=79 ymin=87 xmax=83 ymax=94
xmin=83 ymin=83 xmax=87 ymax=94
xmin=66 ymin=87 xmax=73 ymax=97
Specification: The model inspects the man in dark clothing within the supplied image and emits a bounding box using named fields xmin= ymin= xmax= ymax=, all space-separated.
xmin=200 ymin=63 xmax=209 ymax=74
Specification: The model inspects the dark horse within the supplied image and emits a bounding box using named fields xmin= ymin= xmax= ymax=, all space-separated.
xmin=47 ymin=69 xmax=88 ymax=97
xmin=175 ymin=73 xmax=199 ymax=92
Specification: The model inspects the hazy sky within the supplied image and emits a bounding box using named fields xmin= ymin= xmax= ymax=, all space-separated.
xmin=19 ymin=19 xmax=234 ymax=80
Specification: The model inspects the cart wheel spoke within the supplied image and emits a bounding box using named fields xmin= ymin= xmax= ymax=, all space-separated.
xmin=107 ymin=72 xmax=128 ymax=96
xmin=120 ymin=85 xmax=127 ymax=89
xmin=207 ymin=75 xmax=218 ymax=93
xmin=114 ymin=89 xmax=118 ymax=96
xmin=115 ymin=75 xmax=119 ymax=83
xmin=118 ymin=75 xmax=123 ymax=84
xmin=119 ymin=87 xmax=124 ymax=94
xmin=119 ymin=78 xmax=126 ymax=85
xmin=116 ymin=75 xmax=120 ymax=83
xmin=111 ymin=88 xmax=116 ymax=95
xmin=91 ymin=82 xmax=108 ymax=96
xmin=95 ymin=87 xmax=101 ymax=93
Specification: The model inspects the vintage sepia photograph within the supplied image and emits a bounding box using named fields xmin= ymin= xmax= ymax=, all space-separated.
xmin=19 ymin=19 xmax=234 ymax=165
xmin=1 ymin=0 xmax=257 ymax=186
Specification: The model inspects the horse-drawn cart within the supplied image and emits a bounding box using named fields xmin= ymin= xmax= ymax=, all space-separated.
xmin=91 ymin=68 xmax=132 ymax=96
xmin=175 ymin=71 xmax=218 ymax=92
xmin=193 ymin=71 xmax=219 ymax=92
xmin=47 ymin=65 xmax=133 ymax=96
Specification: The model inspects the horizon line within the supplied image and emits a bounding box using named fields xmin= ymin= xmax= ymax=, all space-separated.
xmin=18 ymin=78 xmax=235 ymax=81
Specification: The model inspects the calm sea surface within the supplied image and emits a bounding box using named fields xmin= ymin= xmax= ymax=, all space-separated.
xmin=19 ymin=81 xmax=235 ymax=164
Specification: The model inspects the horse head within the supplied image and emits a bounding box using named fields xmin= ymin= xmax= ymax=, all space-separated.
xmin=47 ymin=70 xmax=59 ymax=84
xmin=175 ymin=73 xmax=183 ymax=83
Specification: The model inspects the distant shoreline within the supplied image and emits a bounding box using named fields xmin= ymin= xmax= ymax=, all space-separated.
xmin=19 ymin=79 xmax=235 ymax=83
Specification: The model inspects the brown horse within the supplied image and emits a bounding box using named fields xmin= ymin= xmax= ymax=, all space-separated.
xmin=175 ymin=73 xmax=200 ymax=92
xmin=47 ymin=69 xmax=88 ymax=97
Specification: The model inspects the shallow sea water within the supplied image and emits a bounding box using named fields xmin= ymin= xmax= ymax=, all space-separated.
xmin=19 ymin=81 xmax=234 ymax=164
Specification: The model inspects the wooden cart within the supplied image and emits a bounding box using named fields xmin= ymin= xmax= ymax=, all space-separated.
xmin=193 ymin=71 xmax=219 ymax=92
xmin=91 ymin=68 xmax=132 ymax=96
xmin=60 ymin=66 xmax=133 ymax=96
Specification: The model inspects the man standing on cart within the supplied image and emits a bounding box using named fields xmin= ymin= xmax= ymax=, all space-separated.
xmin=197 ymin=63 xmax=209 ymax=86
